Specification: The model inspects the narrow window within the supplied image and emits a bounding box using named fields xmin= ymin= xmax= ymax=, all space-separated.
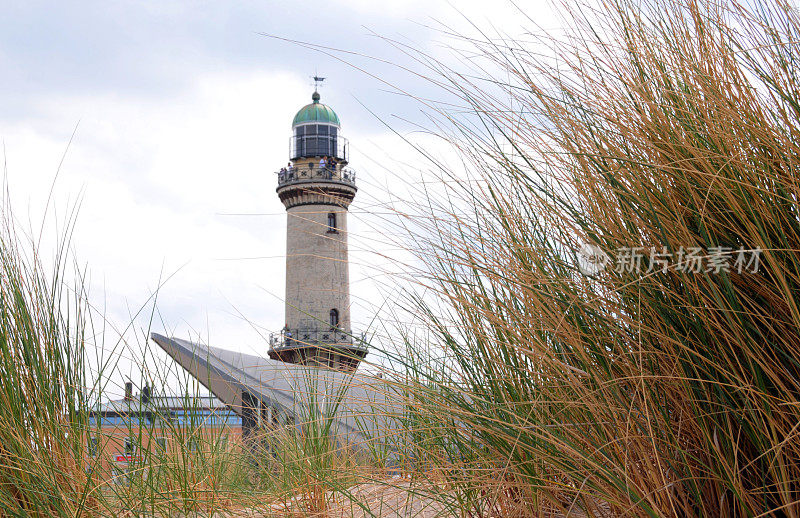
xmin=329 ymin=309 xmax=339 ymax=329
xmin=88 ymin=436 xmax=99 ymax=457
xmin=330 ymin=127 xmax=339 ymax=158
xmin=155 ymin=437 xmax=167 ymax=451
xmin=294 ymin=125 xmax=305 ymax=158
xmin=112 ymin=467 xmax=131 ymax=486
xmin=124 ymin=436 xmax=135 ymax=455
xmin=327 ymin=212 xmax=337 ymax=233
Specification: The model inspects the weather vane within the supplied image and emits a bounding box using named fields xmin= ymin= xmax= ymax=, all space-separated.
xmin=312 ymin=74 xmax=326 ymax=92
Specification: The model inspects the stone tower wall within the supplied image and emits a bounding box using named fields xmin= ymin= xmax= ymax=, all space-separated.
xmin=284 ymin=203 xmax=351 ymax=334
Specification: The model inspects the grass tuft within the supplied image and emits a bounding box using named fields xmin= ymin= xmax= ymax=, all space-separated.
xmin=389 ymin=0 xmax=800 ymax=515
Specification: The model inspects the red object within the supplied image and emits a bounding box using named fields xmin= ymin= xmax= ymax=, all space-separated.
xmin=115 ymin=455 xmax=140 ymax=463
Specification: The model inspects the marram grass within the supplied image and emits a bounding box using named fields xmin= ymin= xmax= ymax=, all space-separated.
xmin=0 ymin=195 xmax=389 ymax=516
xmin=0 ymin=200 xmax=97 ymax=516
xmin=4 ymin=0 xmax=800 ymax=515
xmin=388 ymin=0 xmax=800 ymax=515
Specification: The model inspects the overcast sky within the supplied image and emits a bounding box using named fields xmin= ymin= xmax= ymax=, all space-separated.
xmin=1 ymin=0 xmax=556 ymax=396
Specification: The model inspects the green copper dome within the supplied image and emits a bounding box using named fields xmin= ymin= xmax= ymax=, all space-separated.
xmin=292 ymin=92 xmax=341 ymax=127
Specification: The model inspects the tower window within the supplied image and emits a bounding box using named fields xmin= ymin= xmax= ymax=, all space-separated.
xmin=329 ymin=309 xmax=339 ymax=329
xmin=327 ymin=212 xmax=337 ymax=233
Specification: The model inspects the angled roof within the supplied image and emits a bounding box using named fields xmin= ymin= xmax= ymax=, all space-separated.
xmin=150 ymin=333 xmax=401 ymax=450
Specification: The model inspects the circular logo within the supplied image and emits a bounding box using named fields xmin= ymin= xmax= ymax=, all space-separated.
xmin=577 ymin=243 xmax=610 ymax=275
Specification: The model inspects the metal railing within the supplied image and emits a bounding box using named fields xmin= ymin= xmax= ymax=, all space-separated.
xmin=290 ymin=135 xmax=348 ymax=161
xmin=276 ymin=165 xmax=356 ymax=187
xmin=269 ymin=328 xmax=367 ymax=351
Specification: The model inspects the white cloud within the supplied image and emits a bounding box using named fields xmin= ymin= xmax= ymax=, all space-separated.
xmin=0 ymin=0 xmax=565 ymax=395
xmin=1 ymin=70 xmax=321 ymax=392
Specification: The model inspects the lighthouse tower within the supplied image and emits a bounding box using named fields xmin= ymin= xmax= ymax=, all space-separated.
xmin=268 ymin=85 xmax=367 ymax=371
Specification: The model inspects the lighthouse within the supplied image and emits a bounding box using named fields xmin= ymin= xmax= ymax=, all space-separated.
xmin=268 ymin=82 xmax=367 ymax=371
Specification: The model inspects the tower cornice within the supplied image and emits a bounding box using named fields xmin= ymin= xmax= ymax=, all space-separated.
xmin=276 ymin=182 xmax=356 ymax=209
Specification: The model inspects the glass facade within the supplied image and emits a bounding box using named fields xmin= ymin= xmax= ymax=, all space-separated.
xmin=291 ymin=124 xmax=346 ymax=160
xmin=89 ymin=408 xmax=242 ymax=428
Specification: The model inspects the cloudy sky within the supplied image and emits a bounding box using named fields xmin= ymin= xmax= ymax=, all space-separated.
xmin=0 ymin=0 xmax=555 ymax=395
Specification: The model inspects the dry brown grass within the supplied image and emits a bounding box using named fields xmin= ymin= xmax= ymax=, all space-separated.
xmin=380 ymin=0 xmax=800 ymax=515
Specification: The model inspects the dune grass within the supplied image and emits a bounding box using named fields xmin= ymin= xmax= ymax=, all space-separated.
xmin=3 ymin=0 xmax=800 ymax=516
xmin=382 ymin=0 xmax=800 ymax=515
xmin=0 ymin=193 xmax=99 ymax=516
xmin=0 ymin=186 xmax=386 ymax=516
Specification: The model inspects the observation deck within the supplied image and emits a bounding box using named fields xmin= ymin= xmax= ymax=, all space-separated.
xmin=276 ymin=164 xmax=356 ymax=187
xmin=275 ymin=164 xmax=357 ymax=209
xmin=268 ymin=329 xmax=368 ymax=371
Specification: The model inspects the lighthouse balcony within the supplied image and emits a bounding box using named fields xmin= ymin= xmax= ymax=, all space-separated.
xmin=277 ymin=164 xmax=356 ymax=187
xmin=268 ymin=328 xmax=367 ymax=350
xmin=268 ymin=329 xmax=368 ymax=370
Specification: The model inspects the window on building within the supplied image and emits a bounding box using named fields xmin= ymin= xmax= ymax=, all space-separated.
xmin=293 ymin=126 xmax=305 ymax=158
xmin=217 ymin=435 xmax=229 ymax=452
xmin=188 ymin=438 xmax=199 ymax=453
xmin=88 ymin=436 xmax=99 ymax=457
xmin=329 ymin=309 xmax=339 ymax=329
xmin=241 ymin=391 xmax=259 ymax=439
xmin=155 ymin=437 xmax=167 ymax=451
xmin=124 ymin=436 xmax=135 ymax=455
xmin=112 ymin=467 xmax=131 ymax=486
xmin=261 ymin=403 xmax=273 ymax=429
xmin=327 ymin=212 xmax=337 ymax=233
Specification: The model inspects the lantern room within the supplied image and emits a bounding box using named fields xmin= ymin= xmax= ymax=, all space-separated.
xmin=290 ymin=91 xmax=348 ymax=162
